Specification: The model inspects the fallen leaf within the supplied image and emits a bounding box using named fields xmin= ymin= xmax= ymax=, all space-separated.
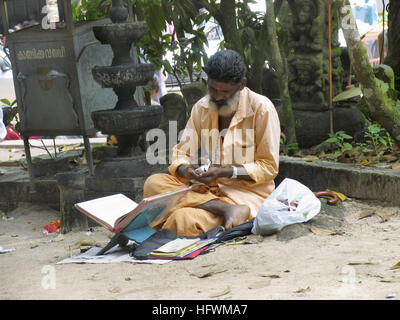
xmin=294 ymin=286 xmax=311 ymax=293
xmin=248 ymin=279 xmax=271 ymax=289
xmin=71 ymin=240 xmax=102 ymax=249
xmin=390 ymin=261 xmax=400 ymax=270
xmin=359 ymin=159 xmax=369 ymax=166
xmin=209 ymin=286 xmax=231 ymax=298
xmin=199 ymin=263 xmax=217 ymax=268
xmin=380 ymin=278 xmax=400 ymax=283
xmin=108 ymin=286 xmax=121 ymax=293
xmin=375 ymin=209 xmax=393 ymax=223
xmin=358 ymin=211 xmax=374 ymax=220
xmin=348 ymin=261 xmax=375 ymax=265
xmin=190 ymin=268 xmax=228 ymax=278
xmin=378 ymin=215 xmax=390 ymax=223
xmin=305 ymin=156 xmax=319 ymax=162
xmin=259 ymin=274 xmax=281 ymax=279
xmin=310 ymin=225 xmax=344 ymax=236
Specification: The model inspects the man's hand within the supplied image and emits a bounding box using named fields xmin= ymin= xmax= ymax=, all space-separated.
xmin=195 ymin=166 xmax=233 ymax=185
xmin=195 ymin=166 xmax=221 ymax=185
xmin=177 ymin=165 xmax=234 ymax=185
xmin=177 ymin=164 xmax=201 ymax=180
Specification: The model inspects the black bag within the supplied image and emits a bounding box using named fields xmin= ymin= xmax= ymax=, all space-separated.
xmin=215 ymin=220 xmax=254 ymax=243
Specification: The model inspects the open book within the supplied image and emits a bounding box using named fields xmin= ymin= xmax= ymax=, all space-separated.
xmin=75 ymin=187 xmax=192 ymax=242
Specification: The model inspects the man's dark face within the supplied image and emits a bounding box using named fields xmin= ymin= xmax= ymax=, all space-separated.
xmin=207 ymin=79 xmax=243 ymax=108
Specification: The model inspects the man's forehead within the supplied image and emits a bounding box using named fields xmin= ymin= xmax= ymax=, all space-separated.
xmin=208 ymin=79 xmax=238 ymax=90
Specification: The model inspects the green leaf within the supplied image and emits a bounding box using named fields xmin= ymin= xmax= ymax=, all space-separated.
xmin=368 ymin=124 xmax=381 ymax=134
xmin=0 ymin=98 xmax=11 ymax=106
xmin=343 ymin=142 xmax=353 ymax=150
xmin=341 ymin=133 xmax=353 ymax=140
xmin=326 ymin=137 xmax=338 ymax=143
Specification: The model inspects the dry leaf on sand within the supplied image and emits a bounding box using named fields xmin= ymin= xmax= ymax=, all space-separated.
xmin=389 ymin=261 xmax=400 ymax=270
xmin=258 ymin=274 xmax=281 ymax=279
xmin=209 ymin=286 xmax=231 ymax=298
xmin=190 ymin=268 xmax=228 ymax=278
xmin=348 ymin=261 xmax=375 ymax=265
xmin=248 ymin=279 xmax=271 ymax=289
xmin=294 ymin=286 xmax=311 ymax=293
xmin=380 ymin=278 xmax=400 ymax=283
xmin=108 ymin=286 xmax=121 ymax=293
xmin=358 ymin=211 xmax=374 ymax=220
xmin=310 ymin=225 xmax=344 ymax=236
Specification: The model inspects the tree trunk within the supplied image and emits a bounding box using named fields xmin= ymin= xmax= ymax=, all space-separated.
xmin=198 ymin=0 xmax=242 ymax=54
xmin=265 ymin=0 xmax=297 ymax=151
xmin=198 ymin=0 xmax=269 ymax=94
xmin=384 ymin=1 xmax=400 ymax=91
xmin=246 ymin=12 xmax=270 ymax=94
xmin=338 ymin=0 xmax=400 ymax=145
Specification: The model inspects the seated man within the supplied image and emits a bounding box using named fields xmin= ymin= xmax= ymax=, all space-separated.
xmin=143 ymin=49 xmax=281 ymax=237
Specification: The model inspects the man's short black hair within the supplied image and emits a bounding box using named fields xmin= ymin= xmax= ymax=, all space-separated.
xmin=203 ymin=49 xmax=246 ymax=84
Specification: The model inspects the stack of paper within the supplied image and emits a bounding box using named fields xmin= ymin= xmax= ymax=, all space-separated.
xmin=149 ymin=238 xmax=217 ymax=259
xmin=150 ymin=238 xmax=201 ymax=257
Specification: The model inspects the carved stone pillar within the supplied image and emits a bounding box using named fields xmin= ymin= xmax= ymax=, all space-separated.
xmin=56 ymin=172 xmax=88 ymax=233
xmin=287 ymin=0 xmax=343 ymax=111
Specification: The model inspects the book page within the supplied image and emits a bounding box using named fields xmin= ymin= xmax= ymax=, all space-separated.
xmin=116 ymin=186 xmax=192 ymax=233
xmin=76 ymin=194 xmax=138 ymax=228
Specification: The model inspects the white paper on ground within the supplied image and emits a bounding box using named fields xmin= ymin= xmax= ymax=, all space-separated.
xmin=0 ymin=245 xmax=16 ymax=254
xmin=56 ymin=246 xmax=171 ymax=265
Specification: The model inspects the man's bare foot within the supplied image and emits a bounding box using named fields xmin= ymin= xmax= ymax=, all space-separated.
xmin=224 ymin=204 xmax=251 ymax=230
xmin=195 ymin=200 xmax=250 ymax=230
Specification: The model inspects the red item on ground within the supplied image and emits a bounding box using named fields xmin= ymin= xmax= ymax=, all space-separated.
xmin=4 ymin=127 xmax=22 ymax=140
xmin=43 ymin=224 xmax=54 ymax=233
xmin=43 ymin=219 xmax=61 ymax=233
xmin=50 ymin=219 xmax=60 ymax=231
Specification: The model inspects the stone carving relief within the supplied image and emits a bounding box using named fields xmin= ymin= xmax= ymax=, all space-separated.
xmin=286 ymin=0 xmax=343 ymax=111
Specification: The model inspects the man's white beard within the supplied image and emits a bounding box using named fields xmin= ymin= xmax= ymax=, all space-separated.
xmin=208 ymin=90 xmax=240 ymax=117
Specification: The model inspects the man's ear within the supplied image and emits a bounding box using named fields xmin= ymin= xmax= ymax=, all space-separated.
xmin=240 ymin=77 xmax=247 ymax=90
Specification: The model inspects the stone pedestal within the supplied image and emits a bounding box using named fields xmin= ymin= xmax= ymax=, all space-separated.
xmin=275 ymin=101 xmax=364 ymax=148
xmin=181 ymin=82 xmax=206 ymax=115
xmin=85 ymin=162 xmax=168 ymax=203
xmin=55 ymin=172 xmax=88 ymax=233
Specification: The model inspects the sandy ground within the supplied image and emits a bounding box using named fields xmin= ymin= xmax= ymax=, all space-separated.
xmin=0 ymin=198 xmax=399 ymax=301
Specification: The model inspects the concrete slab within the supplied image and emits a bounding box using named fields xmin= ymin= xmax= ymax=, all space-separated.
xmin=0 ymin=154 xmax=399 ymax=215
xmin=278 ymin=155 xmax=400 ymax=206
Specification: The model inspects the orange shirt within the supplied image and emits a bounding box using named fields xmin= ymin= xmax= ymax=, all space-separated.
xmin=169 ymin=87 xmax=281 ymax=217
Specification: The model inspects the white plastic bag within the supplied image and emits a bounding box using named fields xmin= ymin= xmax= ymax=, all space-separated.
xmin=0 ymin=108 xmax=7 ymax=141
xmin=251 ymin=178 xmax=321 ymax=235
